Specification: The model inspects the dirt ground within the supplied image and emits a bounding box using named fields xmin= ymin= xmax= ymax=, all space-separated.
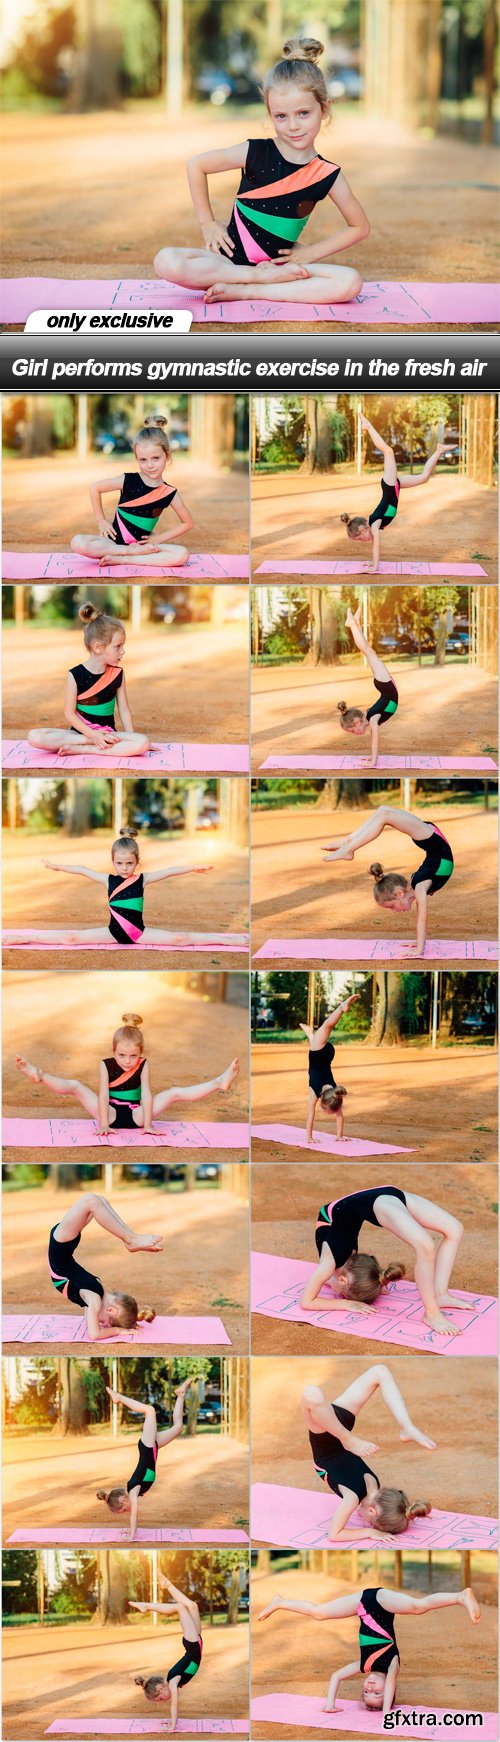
xmin=250 ymin=1353 xmax=498 ymax=1519
xmin=251 ymin=1040 xmax=497 ymax=1166
xmin=250 ymin=798 xmax=498 ymax=962
xmin=251 ymin=1160 xmax=498 ymax=1355
xmin=2 ymin=614 xmax=249 ymax=744
xmin=2 ymin=1614 xmax=249 ymax=1741
xmin=251 ymin=1562 xmax=497 ymax=1740
xmin=2 ymin=1178 xmax=249 ymax=1355
xmin=2 ymin=453 xmax=249 ymax=557
xmin=251 ymin=659 xmax=499 ymax=770
xmin=251 ymin=473 xmax=498 ymax=582
xmin=3 ymin=1426 xmax=249 ymax=1542
xmin=3 ymin=106 xmax=499 ymax=334
xmin=3 ymin=827 xmax=249 ymax=973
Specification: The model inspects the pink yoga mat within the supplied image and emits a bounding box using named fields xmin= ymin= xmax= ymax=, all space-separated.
xmin=251 ymin=1124 xmax=414 ymax=1157
xmin=254 ymin=938 xmax=498 ymax=963
xmin=251 ymin=1694 xmax=498 ymax=1739
xmin=8 ymin=1525 xmax=248 ymax=1544
xmin=251 ymin=1253 xmax=498 ymax=1357
xmin=2 ymin=1117 xmax=249 ymax=1150
xmin=2 ymin=740 xmax=249 ymax=774
xmin=46 ymin=1723 xmax=249 ymax=1736
xmin=3 ymin=276 xmax=499 ymax=324
xmin=3 ymin=930 xmax=248 ymax=954
xmin=251 ymin=1482 xmax=498 ymax=1552
xmin=3 ymin=1313 xmax=230 ymax=1346
xmin=256 ymin=559 xmax=488 ymax=577
xmin=260 ymin=754 xmax=498 ymax=773
xmin=3 ymin=552 xmax=248 ymax=580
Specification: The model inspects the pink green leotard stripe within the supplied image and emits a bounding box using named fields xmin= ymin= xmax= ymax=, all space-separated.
xmin=225 ymin=139 xmax=341 ymax=266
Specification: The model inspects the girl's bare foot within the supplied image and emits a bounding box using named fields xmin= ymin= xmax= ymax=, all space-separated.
xmin=125 ymin=1232 xmax=163 ymax=1253
xmin=323 ymin=846 xmax=355 ymax=863
xmin=258 ymin=1599 xmax=282 ymax=1620
xmin=424 ymin=1311 xmax=461 ymax=1338
xmin=16 ymin=1054 xmax=43 ymax=1085
xmin=347 ymin=1435 xmax=379 ymax=1458
xmin=437 ymin=1293 xmax=469 ymax=1311
xmin=459 ymin=1587 xmax=481 ymax=1624
xmin=105 ymin=1386 xmax=119 ymax=1403
xmin=400 ymin=1423 xmax=436 ymax=1450
xmin=219 ymin=1057 xmax=240 ymax=1092
xmin=175 ymin=1378 xmax=193 ymax=1395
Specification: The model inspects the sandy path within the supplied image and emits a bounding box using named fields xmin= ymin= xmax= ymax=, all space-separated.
xmin=2 ymin=452 xmax=249 ymax=555
xmin=251 ymin=472 xmax=498 ymax=582
xmin=251 ymin=1159 xmax=498 ymax=1355
xmin=251 ymin=657 xmax=499 ymax=768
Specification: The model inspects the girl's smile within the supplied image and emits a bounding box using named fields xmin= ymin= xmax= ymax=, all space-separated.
xmin=267 ymin=90 xmax=323 ymax=157
xmin=135 ymin=442 xmax=167 ymax=482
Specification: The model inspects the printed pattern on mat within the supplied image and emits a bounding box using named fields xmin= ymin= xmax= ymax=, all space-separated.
xmin=250 ymin=1123 xmax=414 ymax=1156
xmin=253 ymin=938 xmax=498 ymax=962
xmin=251 ymin=1252 xmax=498 ymax=1357
xmin=2 ymin=277 xmax=499 ymax=325
xmin=2 ymin=1313 xmax=231 ymax=1346
xmin=3 ymin=931 xmax=248 ymax=955
xmin=8 ymin=1526 xmax=248 ymax=1544
xmin=255 ymin=559 xmax=488 ymax=577
xmin=45 ymin=1721 xmax=249 ymax=1736
xmin=250 ymin=1693 xmax=498 ymax=1739
xmin=259 ymin=755 xmax=498 ymax=772
xmin=3 ymin=1117 xmax=249 ymax=1150
xmin=1 ymin=741 xmax=249 ymax=774
xmin=251 ymin=1482 xmax=498 ymax=1552
xmin=3 ymin=553 xmax=248 ymax=580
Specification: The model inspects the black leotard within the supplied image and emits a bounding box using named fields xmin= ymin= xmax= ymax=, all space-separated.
xmin=127 ymin=1436 xmax=158 ymax=1496
xmin=104 ymin=1056 xmax=147 ymax=1128
xmin=48 ymin=1225 xmax=104 ymax=1308
xmin=70 ymin=664 xmax=123 ymax=732
xmin=309 ymin=1402 xmax=380 ymax=1503
xmin=225 ymin=139 xmax=341 ymax=266
xmin=358 ymin=1587 xmax=399 ymax=1676
xmin=410 ymin=823 xmax=454 ymax=895
xmin=366 ymin=677 xmax=399 ymax=725
xmin=167 ymin=1636 xmax=203 ymax=1688
xmin=369 ymin=478 xmax=400 ymax=531
xmin=315 ymin=1186 xmax=407 ymax=1265
xmin=308 ymin=1040 xmax=336 ymax=1099
xmin=112 ymin=473 xmax=177 ymax=546
xmin=108 ymin=873 xmax=145 ymax=945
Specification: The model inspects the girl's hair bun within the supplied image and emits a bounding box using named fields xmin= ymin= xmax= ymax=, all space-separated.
xmin=137 ymin=1305 xmax=156 ymax=1323
xmin=134 ymin=1677 xmax=146 ymax=1688
xmin=406 ymin=1498 xmax=431 ymax=1520
xmin=120 ymin=827 xmax=139 ymax=839
xmin=96 ymin=1489 xmax=108 ymax=1501
xmin=381 ymin=1261 xmax=406 ymax=1286
xmin=337 ymin=700 xmax=347 ymax=714
xmin=340 ymin=513 xmax=350 ymax=525
xmin=122 ymin=1011 xmax=143 ymax=1025
xmin=79 ymin=602 xmax=99 ymax=623
xmin=370 ymin=861 xmax=384 ymax=881
xmin=283 ymin=36 xmax=324 ymax=62
xmin=143 ymin=412 xmax=168 ymax=430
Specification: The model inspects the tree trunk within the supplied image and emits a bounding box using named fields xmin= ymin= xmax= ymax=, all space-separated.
xmin=95 ymin=1550 xmax=128 ymax=1623
xmin=59 ymin=1357 xmax=89 ymax=1435
xmin=226 ymin=1569 xmax=241 ymax=1625
xmin=370 ymin=972 xmax=405 ymax=1045
xmin=434 ymin=610 xmax=449 ymax=667
xmin=307 ymin=589 xmax=340 ymax=664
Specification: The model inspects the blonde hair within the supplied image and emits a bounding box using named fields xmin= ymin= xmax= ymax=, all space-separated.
xmin=113 ymin=1012 xmax=144 ymax=1051
xmin=111 ymin=829 xmax=140 ymax=864
xmin=320 ymin=1084 xmax=347 ymax=1113
xmin=340 ymin=1251 xmax=406 ymax=1304
xmin=338 ymin=701 xmax=365 ymax=730
xmin=79 ymin=602 xmax=124 ymax=651
xmin=110 ymin=1291 xmax=155 ymax=1329
xmin=374 ymin=1488 xmax=431 ymax=1535
xmin=370 ymin=862 xmax=409 ymax=905
xmin=134 ymin=412 xmax=171 ymax=460
xmin=263 ymin=37 xmax=329 ymax=114
xmin=135 ymin=1676 xmax=165 ymax=1702
xmin=341 ymin=513 xmax=369 ymax=540
xmin=96 ymin=1486 xmax=126 ymax=1512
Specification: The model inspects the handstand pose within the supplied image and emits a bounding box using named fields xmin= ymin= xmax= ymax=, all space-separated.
xmin=47 ymin=1192 xmax=160 ymax=1341
xmin=132 ymin=1572 xmax=203 ymax=1733
xmin=341 ymin=414 xmax=450 ymax=574
xmin=155 ymin=40 xmax=369 ymax=307
xmin=97 ymin=1379 xmax=193 ymax=1540
xmin=301 ymin=1364 xmax=434 ymax=1542
xmin=338 ymin=607 xmax=398 ymax=766
xmin=17 ymin=1010 xmax=240 ymax=1136
xmin=9 ymin=829 xmax=214 ymax=949
xmin=322 ymin=805 xmax=454 ymax=957
xmin=27 ymin=603 xmax=149 ymax=760
xmin=301 ymin=1184 xmax=466 ymax=1339
xmin=258 ymin=1582 xmax=480 ymax=1717
xmin=300 ymin=992 xmax=360 ymax=1146
xmin=71 ymin=415 xmax=193 ymax=566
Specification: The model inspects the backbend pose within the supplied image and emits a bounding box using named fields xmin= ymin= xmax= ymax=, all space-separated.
xmin=154 ymin=40 xmax=369 ymax=307
xmin=17 ymin=1011 xmax=240 ymax=1137
xmin=9 ymin=828 xmax=214 ymax=949
xmin=341 ymin=414 xmax=449 ymax=575
xmin=27 ymin=603 xmax=149 ymax=760
xmin=301 ymin=1363 xmax=435 ymax=1542
xmin=300 ymin=1184 xmax=467 ymax=1339
xmin=338 ymin=607 xmax=398 ymax=766
xmin=258 ymin=1582 xmax=480 ymax=1717
xmin=131 ymin=1572 xmax=203 ymax=1733
xmin=300 ymin=992 xmax=360 ymax=1146
xmin=97 ymin=1378 xmax=193 ymax=1540
xmin=47 ymin=1191 xmax=160 ymax=1341
xmin=322 ymin=805 xmax=454 ymax=957
xmin=70 ymin=415 xmax=194 ymax=566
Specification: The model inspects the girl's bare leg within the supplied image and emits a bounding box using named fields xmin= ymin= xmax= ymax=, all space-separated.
xmin=105 ymin=1386 xmax=158 ymax=1446
xmin=259 ymin=1592 xmax=360 ymax=1622
xmin=156 ymin=1378 xmax=192 ymax=1448
xmin=404 ymin=1192 xmax=464 ymax=1305
xmin=399 ymin=445 xmax=448 ymax=490
xmin=360 ymin=415 xmax=398 ymax=485
xmin=379 ymin=1588 xmax=480 ymax=1623
xmin=153 ymin=245 xmax=314 ymax=292
xmin=346 ymin=606 xmax=391 ymax=685
xmin=15 ymin=1056 xmax=99 ymax=1115
xmin=206 ymin=261 xmax=362 ymax=305
xmin=70 ymin=535 xmax=189 ymax=566
xmin=375 ymin=1196 xmax=460 ymax=1338
xmin=151 ymin=1056 xmax=240 ymax=1115
xmin=158 ymin=1575 xmax=201 ymax=1640
xmin=27 ymin=730 xmax=149 ymax=757
xmin=323 ymin=803 xmax=419 ymax=862
xmin=332 ymin=1363 xmax=436 ymax=1448
xmin=54 ymin=1191 xmax=163 ymax=1252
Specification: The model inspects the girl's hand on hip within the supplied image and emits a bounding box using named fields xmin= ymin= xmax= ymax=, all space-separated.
xmin=97 ymin=518 xmax=117 ymax=540
xmin=202 ymin=220 xmax=235 ymax=255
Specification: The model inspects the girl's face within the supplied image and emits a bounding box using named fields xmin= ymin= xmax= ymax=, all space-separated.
xmin=106 ymin=1294 xmax=131 ymax=1328
xmin=114 ymin=1039 xmax=142 ymax=1069
xmin=135 ymin=440 xmax=167 ymax=482
xmin=356 ymin=525 xmax=372 ymax=543
xmin=112 ymin=847 xmax=140 ymax=877
xmin=348 ymin=717 xmax=368 ymax=737
xmin=383 ymin=888 xmax=415 ymax=914
xmin=267 ymin=86 xmax=323 ymax=152
xmin=363 ymin=1672 xmax=386 ymax=1709
xmin=92 ymin=631 xmax=125 ymax=668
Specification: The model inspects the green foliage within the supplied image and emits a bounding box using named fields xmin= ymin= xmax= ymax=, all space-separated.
xmin=2 ymin=1551 xmax=38 ymax=1614
xmin=50 ymin=397 xmax=76 ymax=449
xmin=116 ymin=0 xmax=162 ymax=95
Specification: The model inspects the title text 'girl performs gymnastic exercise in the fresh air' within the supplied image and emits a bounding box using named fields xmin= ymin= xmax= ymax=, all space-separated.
xmin=47 ymin=1192 xmax=160 ymax=1341
xmin=27 ymin=604 xmax=149 ymax=759
xmin=71 ymin=416 xmax=194 ymax=566
xmin=131 ymin=1572 xmax=203 ymax=1734
xmin=301 ymin=1184 xmax=467 ymax=1339
xmin=301 ymin=992 xmax=360 ymax=1146
xmin=341 ymin=414 xmax=450 ymax=574
xmin=17 ymin=1011 xmax=240 ymax=1136
xmin=9 ymin=829 xmax=214 ymax=950
xmin=302 ymin=1363 xmax=434 ymax=1543
xmin=97 ymin=1379 xmax=194 ymax=1540
xmin=338 ymin=607 xmax=398 ymax=766
xmin=322 ymin=805 xmax=454 ymax=956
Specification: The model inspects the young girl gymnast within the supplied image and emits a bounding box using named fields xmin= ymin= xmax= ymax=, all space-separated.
xmin=154 ymin=40 xmax=369 ymax=307
xmin=300 ymin=1184 xmax=466 ymax=1339
xmin=9 ymin=828 xmax=214 ymax=949
xmin=341 ymin=414 xmax=449 ymax=575
xmin=337 ymin=606 xmax=398 ymax=766
xmin=97 ymin=1378 xmax=193 ymax=1540
xmin=27 ymin=603 xmax=149 ymax=759
xmin=301 ymin=1363 xmax=435 ymax=1543
xmin=300 ymin=991 xmax=360 ymax=1146
xmin=47 ymin=1191 xmax=160 ymax=1341
xmin=131 ymin=1572 xmax=203 ymax=1733
xmin=322 ymin=804 xmax=454 ymax=957
xmin=258 ymin=1581 xmax=480 ymax=1718
xmin=17 ymin=1012 xmax=240 ymax=1137
xmin=70 ymin=415 xmax=194 ymax=566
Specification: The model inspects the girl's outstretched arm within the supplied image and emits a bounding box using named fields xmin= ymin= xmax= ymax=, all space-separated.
xmin=140 ymin=1059 xmax=154 ymax=1133
xmin=43 ymin=860 xmax=107 ymax=884
xmin=89 ymin=474 xmax=125 ymax=539
xmin=292 ymin=175 xmax=369 ymax=264
xmin=324 ymin=1662 xmax=360 ymax=1712
xmin=98 ymin=1060 xmax=110 ymax=1136
xmin=187 ymin=142 xmax=249 ymax=255
xmin=143 ymin=865 xmax=213 ymax=885
xmin=167 ymin=1680 xmax=179 ymax=1734
xmin=115 ymin=674 xmax=134 ymax=733
xmin=383 ymin=1656 xmax=400 ymax=1715
xmin=366 ymin=522 xmax=380 ymax=574
xmin=368 ymin=719 xmax=380 ymax=765
xmin=127 ymin=1487 xmax=139 ymax=1542
xmin=413 ymin=883 xmax=429 ymax=956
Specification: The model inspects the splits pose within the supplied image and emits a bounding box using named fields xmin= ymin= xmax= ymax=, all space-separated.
xmin=300 ymin=1184 xmax=466 ymax=1339
xmin=341 ymin=415 xmax=450 ymax=574
xmin=323 ymin=805 xmax=454 ymax=956
xmin=302 ymin=1364 xmax=434 ymax=1541
xmin=47 ymin=1192 xmax=160 ymax=1340
xmin=17 ymin=1011 xmax=240 ymax=1136
xmin=97 ymin=1380 xmax=193 ymax=1540
xmin=259 ymin=1582 xmax=480 ymax=1717
xmin=70 ymin=415 xmax=194 ymax=566
xmin=27 ymin=603 xmax=149 ymax=759
xmin=9 ymin=829 xmax=214 ymax=949
xmin=132 ymin=1573 xmax=203 ymax=1733
xmin=338 ymin=607 xmax=398 ymax=765
xmin=300 ymin=992 xmax=360 ymax=1145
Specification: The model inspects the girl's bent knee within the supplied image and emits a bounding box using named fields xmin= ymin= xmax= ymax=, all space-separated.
xmin=302 ymin=1384 xmax=324 ymax=1405
xmin=348 ymin=270 xmax=363 ymax=299
xmin=154 ymin=247 xmax=177 ymax=278
xmin=415 ymin=1233 xmax=435 ymax=1261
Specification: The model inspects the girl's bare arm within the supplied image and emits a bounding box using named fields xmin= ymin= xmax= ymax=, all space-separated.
xmin=89 ymin=474 xmax=124 ymax=536
xmin=289 ymin=175 xmax=369 ymax=264
xmin=42 ymin=860 xmax=107 ymax=884
xmin=143 ymin=864 xmax=213 ymax=885
xmin=140 ymin=1059 xmax=153 ymax=1132
xmin=324 ymin=1661 xmax=360 ymax=1711
xmin=187 ymin=142 xmax=249 ymax=251
xmin=98 ymin=1060 xmax=110 ymax=1134
xmin=115 ymin=673 xmax=134 ymax=732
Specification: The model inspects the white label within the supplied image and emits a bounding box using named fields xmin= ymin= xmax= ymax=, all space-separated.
xmin=23 ymin=308 xmax=193 ymax=334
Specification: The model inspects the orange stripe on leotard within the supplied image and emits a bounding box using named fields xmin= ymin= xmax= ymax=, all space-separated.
xmin=110 ymin=1058 xmax=145 ymax=1087
xmin=111 ymin=875 xmax=141 ymax=898
xmin=78 ymin=665 xmax=122 ymax=702
xmin=119 ymin=483 xmax=175 ymax=509
xmin=242 ymin=157 xmax=339 ymax=202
